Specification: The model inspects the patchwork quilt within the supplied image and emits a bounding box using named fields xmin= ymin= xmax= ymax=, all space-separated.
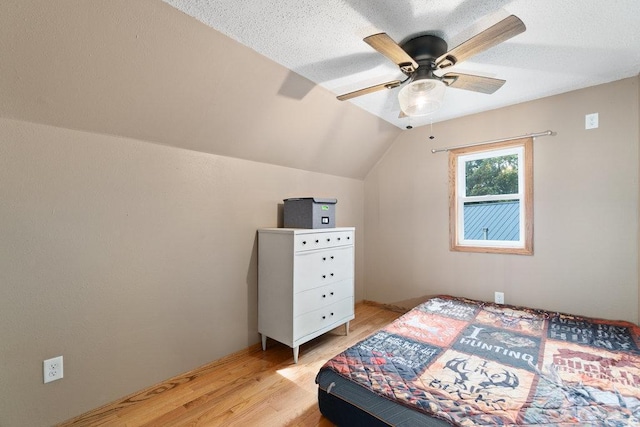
xmin=318 ymin=295 xmax=640 ymax=426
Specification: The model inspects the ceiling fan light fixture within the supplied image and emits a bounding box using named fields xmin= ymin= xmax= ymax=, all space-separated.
xmin=398 ymin=79 xmax=446 ymax=117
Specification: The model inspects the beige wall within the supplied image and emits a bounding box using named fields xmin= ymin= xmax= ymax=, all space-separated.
xmin=1 ymin=76 xmax=638 ymax=427
xmin=364 ymin=77 xmax=640 ymax=324
xmin=3 ymin=3 xmax=636 ymax=426
xmin=0 ymin=118 xmax=365 ymax=426
xmin=0 ymin=0 xmax=400 ymax=180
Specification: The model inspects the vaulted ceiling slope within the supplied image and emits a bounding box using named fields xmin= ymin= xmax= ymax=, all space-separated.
xmin=163 ymin=0 xmax=640 ymax=130
xmin=0 ymin=0 xmax=400 ymax=179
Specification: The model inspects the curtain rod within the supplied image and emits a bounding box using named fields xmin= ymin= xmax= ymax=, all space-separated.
xmin=430 ymin=130 xmax=555 ymax=153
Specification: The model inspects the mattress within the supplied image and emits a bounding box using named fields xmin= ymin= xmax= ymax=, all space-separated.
xmin=316 ymin=295 xmax=640 ymax=426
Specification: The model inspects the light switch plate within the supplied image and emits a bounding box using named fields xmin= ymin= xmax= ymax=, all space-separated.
xmin=585 ymin=113 xmax=599 ymax=129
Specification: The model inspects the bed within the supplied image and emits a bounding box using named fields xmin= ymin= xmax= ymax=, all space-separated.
xmin=316 ymin=295 xmax=640 ymax=426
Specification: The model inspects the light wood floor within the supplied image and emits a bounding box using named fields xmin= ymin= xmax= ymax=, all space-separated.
xmin=58 ymin=302 xmax=402 ymax=427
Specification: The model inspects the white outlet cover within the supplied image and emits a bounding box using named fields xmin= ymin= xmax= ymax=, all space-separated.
xmin=585 ymin=113 xmax=599 ymax=129
xmin=44 ymin=356 xmax=64 ymax=383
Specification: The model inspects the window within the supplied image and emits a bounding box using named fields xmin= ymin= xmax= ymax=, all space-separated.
xmin=449 ymin=137 xmax=533 ymax=255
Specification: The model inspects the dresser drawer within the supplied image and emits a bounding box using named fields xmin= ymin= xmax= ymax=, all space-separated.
xmin=294 ymin=297 xmax=354 ymax=340
xmin=294 ymin=246 xmax=354 ymax=293
xmin=294 ymin=229 xmax=354 ymax=252
xmin=293 ymin=279 xmax=354 ymax=317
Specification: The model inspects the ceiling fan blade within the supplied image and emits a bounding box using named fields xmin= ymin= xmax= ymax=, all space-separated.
xmin=441 ymin=73 xmax=505 ymax=94
xmin=364 ymin=33 xmax=418 ymax=74
xmin=336 ymin=80 xmax=402 ymax=101
xmin=436 ymin=15 xmax=525 ymax=69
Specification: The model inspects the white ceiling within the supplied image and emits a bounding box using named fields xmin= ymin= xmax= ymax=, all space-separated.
xmin=163 ymin=0 xmax=640 ymax=129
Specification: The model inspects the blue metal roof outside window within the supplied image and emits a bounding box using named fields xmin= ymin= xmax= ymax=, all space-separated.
xmin=464 ymin=201 xmax=519 ymax=241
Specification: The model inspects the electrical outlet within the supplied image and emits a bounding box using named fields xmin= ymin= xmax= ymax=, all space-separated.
xmin=494 ymin=292 xmax=505 ymax=305
xmin=585 ymin=113 xmax=599 ymax=129
xmin=43 ymin=356 xmax=63 ymax=383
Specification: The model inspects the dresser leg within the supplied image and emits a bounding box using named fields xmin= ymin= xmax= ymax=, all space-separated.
xmin=293 ymin=346 xmax=299 ymax=364
xmin=345 ymin=321 xmax=350 ymax=335
xmin=261 ymin=334 xmax=267 ymax=351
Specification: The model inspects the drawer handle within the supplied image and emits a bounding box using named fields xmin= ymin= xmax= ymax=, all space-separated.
xmin=315 ymin=239 xmax=319 ymax=243
xmin=330 ymin=292 xmax=334 ymax=296
xmin=331 ymin=312 xmax=334 ymax=316
xmin=322 ymin=275 xmax=326 ymax=279
xmin=337 ymin=237 xmax=341 ymax=241
xmin=327 ymin=238 xmax=331 ymax=242
xmin=302 ymin=241 xmax=307 ymax=245
xmin=331 ymin=256 xmax=334 ymax=260
xmin=322 ymin=315 xmax=326 ymax=320
xmin=322 ymin=294 xmax=326 ymax=298
xmin=322 ymin=257 xmax=326 ymax=261
xmin=330 ymin=273 xmax=334 ymax=277
xmin=347 ymin=236 xmax=350 ymax=240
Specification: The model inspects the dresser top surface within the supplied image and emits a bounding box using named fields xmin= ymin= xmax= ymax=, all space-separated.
xmin=258 ymin=227 xmax=354 ymax=235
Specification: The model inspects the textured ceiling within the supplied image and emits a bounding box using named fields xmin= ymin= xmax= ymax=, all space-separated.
xmin=163 ymin=0 xmax=640 ymax=129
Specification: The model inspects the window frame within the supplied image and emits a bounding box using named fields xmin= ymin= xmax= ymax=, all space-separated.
xmin=448 ymin=137 xmax=533 ymax=255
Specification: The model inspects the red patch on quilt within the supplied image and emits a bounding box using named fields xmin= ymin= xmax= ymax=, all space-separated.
xmin=385 ymin=311 xmax=466 ymax=347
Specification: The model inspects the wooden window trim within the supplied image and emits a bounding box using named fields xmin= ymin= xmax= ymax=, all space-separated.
xmin=449 ymin=137 xmax=533 ymax=255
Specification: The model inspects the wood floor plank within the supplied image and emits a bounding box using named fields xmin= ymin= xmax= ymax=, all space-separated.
xmin=58 ymin=302 xmax=401 ymax=427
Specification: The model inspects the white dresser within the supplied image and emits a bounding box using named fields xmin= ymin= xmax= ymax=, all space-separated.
xmin=258 ymin=227 xmax=355 ymax=363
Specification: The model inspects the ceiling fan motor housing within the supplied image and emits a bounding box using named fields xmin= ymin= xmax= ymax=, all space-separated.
xmin=402 ymin=35 xmax=447 ymax=61
xmin=401 ymin=35 xmax=448 ymax=82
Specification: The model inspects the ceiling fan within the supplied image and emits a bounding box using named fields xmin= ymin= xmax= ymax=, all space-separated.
xmin=337 ymin=15 xmax=526 ymax=117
